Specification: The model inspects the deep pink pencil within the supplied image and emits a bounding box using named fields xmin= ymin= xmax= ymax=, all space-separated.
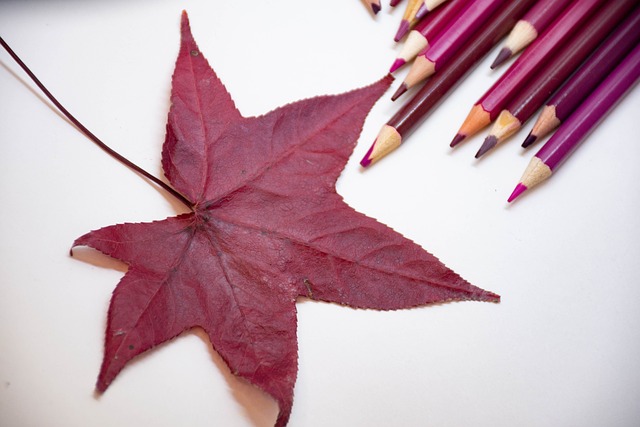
xmin=508 ymin=43 xmax=640 ymax=203
xmin=393 ymin=0 xmax=508 ymax=99
xmin=490 ymin=0 xmax=573 ymax=69
xmin=476 ymin=1 xmax=636 ymax=158
xmin=451 ymin=0 xmax=607 ymax=147
xmin=390 ymin=0 xmax=468 ymax=73
xmin=524 ymin=6 xmax=640 ymax=147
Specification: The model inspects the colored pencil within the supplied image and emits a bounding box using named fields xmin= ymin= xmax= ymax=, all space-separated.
xmin=360 ymin=0 xmax=537 ymax=167
xmin=365 ymin=0 xmax=382 ymax=15
xmin=394 ymin=0 xmax=508 ymax=100
xmin=476 ymin=1 xmax=636 ymax=158
xmin=524 ymin=9 xmax=640 ymax=148
xmin=490 ymin=0 xmax=573 ymax=69
xmin=450 ymin=0 xmax=606 ymax=148
xmin=416 ymin=0 xmax=451 ymax=20
xmin=395 ymin=0 xmax=423 ymax=42
xmin=390 ymin=0 xmax=404 ymax=7
xmin=390 ymin=0 xmax=468 ymax=73
xmin=508 ymin=43 xmax=640 ymax=203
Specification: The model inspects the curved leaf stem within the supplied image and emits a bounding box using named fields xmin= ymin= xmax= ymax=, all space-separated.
xmin=0 ymin=36 xmax=194 ymax=211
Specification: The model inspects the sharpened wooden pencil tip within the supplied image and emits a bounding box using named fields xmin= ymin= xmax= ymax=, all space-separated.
xmin=450 ymin=134 xmax=465 ymax=147
xmin=508 ymin=183 xmax=528 ymax=203
xmin=415 ymin=4 xmax=428 ymax=20
xmin=391 ymin=83 xmax=408 ymax=101
xmin=389 ymin=58 xmax=406 ymax=74
xmin=476 ymin=136 xmax=497 ymax=158
xmin=360 ymin=144 xmax=375 ymax=168
xmin=394 ymin=20 xmax=410 ymax=42
xmin=371 ymin=3 xmax=381 ymax=14
xmin=491 ymin=47 xmax=512 ymax=69
xmin=522 ymin=134 xmax=537 ymax=148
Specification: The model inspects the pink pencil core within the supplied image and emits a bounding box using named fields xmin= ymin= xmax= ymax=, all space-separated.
xmin=394 ymin=20 xmax=410 ymax=42
xmin=415 ymin=4 xmax=429 ymax=20
xmin=360 ymin=143 xmax=375 ymax=168
xmin=389 ymin=58 xmax=406 ymax=73
xmin=508 ymin=183 xmax=528 ymax=203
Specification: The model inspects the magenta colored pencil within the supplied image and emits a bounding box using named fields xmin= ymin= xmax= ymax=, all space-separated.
xmin=508 ymin=43 xmax=640 ymax=202
xmin=361 ymin=0 xmax=537 ymax=166
xmin=491 ymin=0 xmax=573 ymax=68
xmin=390 ymin=0 xmax=469 ymax=73
xmin=476 ymin=1 xmax=636 ymax=157
xmin=452 ymin=0 xmax=608 ymax=146
xmin=395 ymin=0 xmax=508 ymax=98
xmin=525 ymin=6 xmax=640 ymax=147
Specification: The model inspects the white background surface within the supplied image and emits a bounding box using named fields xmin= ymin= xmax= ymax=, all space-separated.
xmin=1 ymin=1 xmax=639 ymax=426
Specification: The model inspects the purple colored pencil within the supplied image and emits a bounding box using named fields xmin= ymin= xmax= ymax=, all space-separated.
xmin=525 ymin=6 xmax=640 ymax=147
xmin=452 ymin=0 xmax=608 ymax=146
xmin=476 ymin=1 xmax=636 ymax=158
xmin=491 ymin=0 xmax=573 ymax=68
xmin=361 ymin=0 xmax=537 ymax=166
xmin=394 ymin=0 xmax=509 ymax=99
xmin=508 ymin=43 xmax=640 ymax=203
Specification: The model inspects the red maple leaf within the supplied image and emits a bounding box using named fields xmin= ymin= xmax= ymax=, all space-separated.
xmin=72 ymin=12 xmax=499 ymax=427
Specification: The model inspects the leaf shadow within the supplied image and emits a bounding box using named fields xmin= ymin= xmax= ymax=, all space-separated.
xmin=70 ymin=246 xmax=128 ymax=273
xmin=191 ymin=327 xmax=279 ymax=427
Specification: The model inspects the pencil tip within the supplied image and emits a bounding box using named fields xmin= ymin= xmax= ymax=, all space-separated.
xmin=360 ymin=143 xmax=375 ymax=168
xmin=391 ymin=83 xmax=408 ymax=101
xmin=389 ymin=58 xmax=406 ymax=73
xmin=415 ymin=4 xmax=428 ymax=20
xmin=394 ymin=20 xmax=410 ymax=42
xmin=450 ymin=133 xmax=466 ymax=148
xmin=475 ymin=136 xmax=497 ymax=158
xmin=522 ymin=133 xmax=537 ymax=148
xmin=508 ymin=183 xmax=527 ymax=203
xmin=371 ymin=3 xmax=381 ymax=14
xmin=490 ymin=48 xmax=512 ymax=69
xmin=390 ymin=0 xmax=401 ymax=6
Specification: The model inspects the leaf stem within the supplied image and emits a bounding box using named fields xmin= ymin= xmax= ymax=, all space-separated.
xmin=0 ymin=36 xmax=194 ymax=211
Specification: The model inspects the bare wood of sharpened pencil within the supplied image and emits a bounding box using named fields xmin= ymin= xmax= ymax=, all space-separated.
xmin=490 ymin=0 xmax=572 ymax=69
xmin=364 ymin=0 xmax=382 ymax=15
xmin=396 ymin=0 xmax=508 ymax=99
xmin=360 ymin=0 xmax=537 ymax=166
xmin=508 ymin=43 xmax=640 ymax=203
xmin=451 ymin=0 xmax=607 ymax=147
xmin=476 ymin=1 xmax=637 ymax=158
xmin=389 ymin=0 xmax=467 ymax=73
xmin=526 ymin=5 xmax=640 ymax=147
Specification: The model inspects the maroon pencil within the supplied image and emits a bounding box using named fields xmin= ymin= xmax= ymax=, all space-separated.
xmin=476 ymin=1 xmax=637 ymax=158
xmin=525 ymin=8 xmax=640 ymax=148
xmin=451 ymin=0 xmax=607 ymax=147
xmin=508 ymin=43 xmax=640 ymax=202
xmin=393 ymin=0 xmax=508 ymax=100
xmin=360 ymin=0 xmax=537 ymax=166
xmin=490 ymin=0 xmax=573 ymax=69
xmin=389 ymin=0 xmax=468 ymax=73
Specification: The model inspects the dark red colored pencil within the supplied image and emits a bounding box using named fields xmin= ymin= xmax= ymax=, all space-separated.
xmin=360 ymin=0 xmax=537 ymax=166
xmin=451 ymin=0 xmax=607 ymax=147
xmin=508 ymin=44 xmax=640 ymax=202
xmin=476 ymin=1 xmax=637 ymax=158
xmin=525 ymin=6 xmax=640 ymax=148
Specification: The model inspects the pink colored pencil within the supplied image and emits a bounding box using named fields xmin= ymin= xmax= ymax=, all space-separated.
xmin=508 ymin=43 xmax=640 ymax=202
xmin=393 ymin=0 xmax=509 ymax=100
xmin=476 ymin=1 xmax=635 ymax=158
xmin=490 ymin=0 xmax=573 ymax=69
xmin=524 ymin=6 xmax=640 ymax=147
xmin=451 ymin=0 xmax=607 ymax=147
xmin=390 ymin=0 xmax=468 ymax=73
